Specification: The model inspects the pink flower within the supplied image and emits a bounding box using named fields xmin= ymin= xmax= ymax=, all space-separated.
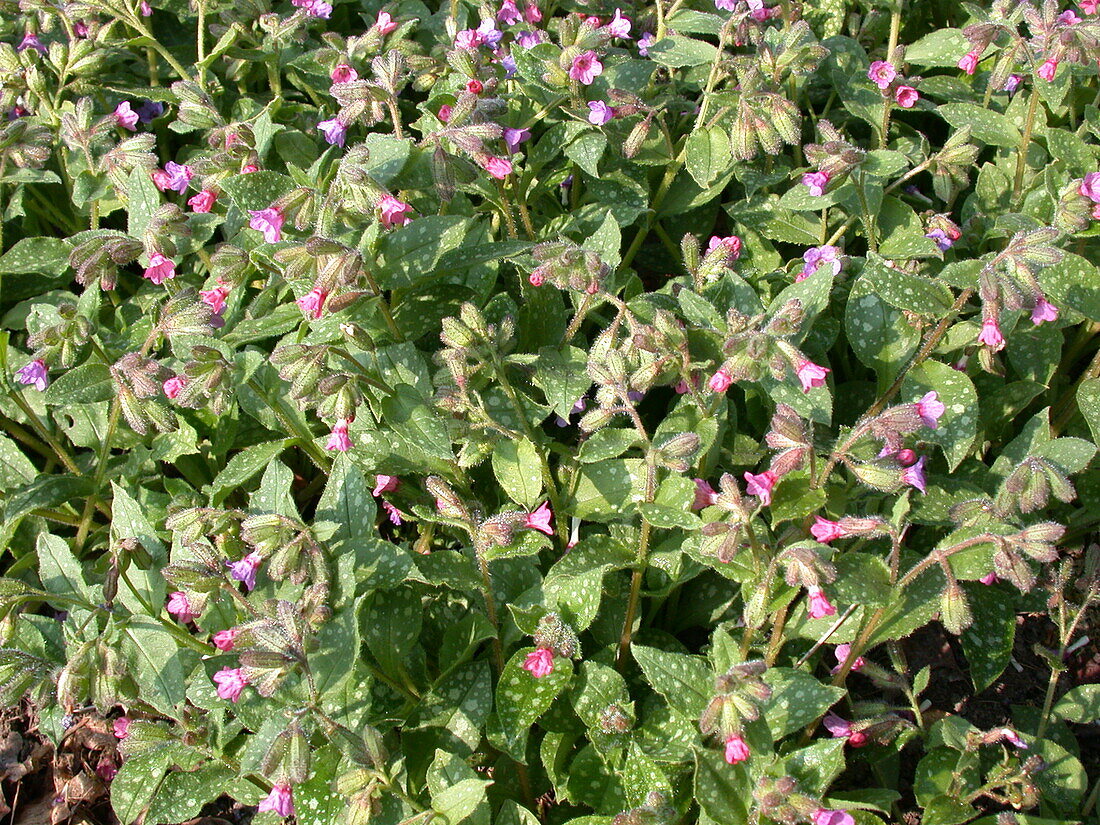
xmin=331 ymin=63 xmax=358 ymax=82
xmin=227 ymin=551 xmax=263 ymax=591
xmin=15 ymin=359 xmax=49 ymax=392
xmin=1059 ymin=9 xmax=1082 ymax=24
xmin=979 ymin=571 xmax=998 ymax=586
xmin=916 ymin=391 xmax=945 ymax=429
xmin=724 ymin=734 xmax=750 ymax=764
xmin=249 ymin=207 xmax=284 ymax=243
xmin=800 ymin=245 xmax=842 ymax=281
xmin=744 ymin=471 xmax=777 ymax=506
xmin=375 ymin=11 xmax=398 ymax=33
xmin=588 ymin=100 xmax=614 ymax=125
xmin=140 ymin=0 xmax=152 ymax=14
xmin=18 ymin=32 xmax=47 ymax=54
xmin=901 ymin=455 xmax=927 ymax=493
xmin=167 ymin=591 xmax=197 ymax=623
xmin=114 ymin=101 xmax=139 ymax=130
xmin=162 ymin=161 xmax=194 ymax=193
xmin=1004 ymin=74 xmax=1023 ymax=94
xmin=258 ymin=783 xmax=294 ymax=817
xmin=163 ymin=376 xmax=187 ymax=399
xmin=832 ymin=643 xmax=865 ymax=674
xmin=483 ymin=156 xmax=513 ymax=179
xmin=143 ymin=252 xmax=176 ymax=285
xmin=812 ymin=810 xmax=855 ymax=825
xmin=200 ymin=284 xmax=230 ymax=315
xmin=707 ymin=235 xmax=742 ymax=262
xmin=896 ymin=448 xmax=918 ymax=467
xmin=381 ymin=500 xmax=403 ymax=525
xmin=1038 ymin=58 xmax=1058 ymax=82
xmin=895 ymin=85 xmax=919 ymax=108
xmin=113 ymin=717 xmax=131 ymax=739
xmin=958 ymin=50 xmax=980 ymax=74
xmin=498 ymin=0 xmax=522 ymax=23
xmin=523 ymin=3 xmax=542 ymax=22
xmin=212 ymin=628 xmax=239 ymax=651
xmin=242 ymin=163 xmax=259 ymax=173
xmin=692 ymin=479 xmax=719 ymax=510
xmin=373 ymin=474 xmax=400 ymax=496
xmin=503 ymin=128 xmax=532 ymax=153
xmin=802 ymin=170 xmax=830 ymax=197
xmin=998 ymin=728 xmax=1029 ymax=749
xmin=296 ymin=287 xmax=327 ymax=320
xmin=151 ymin=169 xmax=173 ymax=190
xmin=867 ymin=60 xmax=897 ymax=90
xmin=318 ymin=117 xmax=347 ymax=147
xmin=438 ymin=104 xmax=453 ymax=123
xmin=977 ymin=317 xmax=1005 ymax=351
xmin=638 ymin=32 xmax=655 ymax=56
xmin=823 ymin=712 xmax=852 ymax=738
xmin=455 ymin=29 xmax=485 ymax=49
xmin=569 ymin=51 xmax=604 ymax=85
xmin=523 ymin=647 xmax=555 ymax=678
xmin=1079 ymin=172 xmax=1100 ymax=202
xmin=529 ymin=272 xmax=544 ymax=287
xmin=806 ymin=585 xmax=836 ymax=619
xmin=810 ymin=516 xmax=846 ymax=543
xmin=1083 ymin=0 xmax=1098 ymax=13
xmin=708 ymin=368 xmax=733 ymax=393
xmin=74 ymin=21 xmax=90 ymax=37
xmin=1031 ymin=297 xmax=1059 ymax=325
xmin=796 ymin=360 xmax=830 ymax=393
xmin=606 ymin=8 xmax=631 ymax=37
xmin=326 ymin=418 xmax=352 ymax=452
xmin=188 ymin=189 xmax=218 ymax=213
xmin=213 ymin=667 xmax=249 ymax=702
xmin=379 ymin=195 xmax=413 ymax=228
xmin=526 ymin=501 xmax=554 ymax=535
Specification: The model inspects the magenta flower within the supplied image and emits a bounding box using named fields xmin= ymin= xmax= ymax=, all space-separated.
xmin=139 ymin=0 xmax=152 ymax=14
xmin=895 ymin=85 xmax=919 ymax=108
xmin=1031 ymin=297 xmax=1059 ymax=325
xmin=724 ymin=734 xmax=750 ymax=764
xmin=516 ymin=30 xmax=543 ymax=48
xmin=692 ymin=479 xmax=719 ymax=510
xmin=1079 ymin=172 xmax=1100 ymax=202
xmin=504 ymin=127 xmax=532 ymax=153
xmin=326 ymin=418 xmax=352 ymax=452
xmin=744 ymin=470 xmax=777 ymax=506
xmin=227 ymin=551 xmax=263 ymax=591
xmin=318 ymin=117 xmax=347 ymax=147
xmin=901 ymin=455 xmax=927 ymax=493
xmin=18 ymin=32 xmax=47 ymax=54
xmin=832 ymin=643 xmax=865 ymax=674
xmin=896 ymin=448 xmax=918 ymax=467
xmin=498 ymin=0 xmax=522 ymax=23
xmin=916 ymin=390 xmax=945 ymax=429
xmin=375 ymin=11 xmax=398 ymax=33
xmin=163 ymin=376 xmax=187 ymax=399
xmin=1084 ymin=0 xmax=1098 ymax=12
xmin=707 ymin=235 xmax=742 ymax=262
xmin=373 ymin=474 xmax=400 ymax=497
xmin=1003 ymin=74 xmax=1023 ymax=94
xmin=15 ymin=359 xmax=49 ymax=392
xmin=302 ymin=0 xmax=332 ymax=18
xmin=484 ymin=156 xmax=513 ymax=179
xmin=331 ymin=63 xmax=358 ymax=82
xmin=378 ymin=194 xmax=413 ymax=229
xmin=248 ymin=207 xmax=284 ymax=243
xmin=258 ymin=783 xmax=294 ymax=818
xmin=455 ymin=28 xmax=485 ymax=49
xmin=188 ymin=189 xmax=218 ymax=213
xmin=799 ymin=245 xmax=842 ymax=281
xmin=526 ymin=501 xmax=554 ymax=535
xmin=143 ymin=252 xmax=176 ymax=285
xmin=810 ymin=516 xmax=846 ymax=543
xmin=867 ymin=60 xmax=897 ymax=89
xmin=114 ymin=101 xmax=139 ymax=130
xmin=167 ymin=591 xmax=197 ymax=623
xmin=715 ymin=0 xmax=737 ymax=9
xmin=523 ymin=647 xmax=555 ymax=677
xmin=998 ymin=728 xmax=1029 ymax=749
xmin=381 ymin=500 xmax=403 ymax=525
xmin=796 ymin=360 xmax=830 ymax=393
xmin=213 ymin=667 xmax=249 ymax=702
xmin=569 ymin=51 xmax=604 ymax=85
xmin=1038 ymin=58 xmax=1058 ymax=82
xmin=824 ymin=713 xmax=869 ymax=746
xmin=812 ymin=809 xmax=855 ymax=825
xmin=802 ymin=170 xmax=830 ymax=197
xmin=977 ymin=317 xmax=1005 ymax=351
xmin=588 ymin=101 xmax=614 ymax=125
xmin=212 ymin=628 xmax=239 ymax=651
xmin=200 ymin=285 xmax=229 ymax=315
xmin=979 ymin=571 xmax=998 ymax=585
xmin=1059 ymin=9 xmax=1082 ymax=23
xmin=709 ymin=367 xmax=733 ymax=393
xmin=523 ymin=2 xmax=542 ymax=21
xmin=113 ymin=717 xmax=131 ymax=739
xmin=162 ymin=161 xmax=193 ymax=193
xmin=638 ymin=32 xmax=655 ymax=56
xmin=606 ymin=8 xmax=631 ymax=37
xmin=806 ymin=585 xmax=836 ymax=619
xmin=958 ymin=50 xmax=980 ymax=74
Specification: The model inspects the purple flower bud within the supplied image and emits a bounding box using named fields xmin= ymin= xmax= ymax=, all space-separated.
xmin=587 ymin=100 xmax=614 ymax=125
xmin=15 ymin=359 xmax=49 ymax=392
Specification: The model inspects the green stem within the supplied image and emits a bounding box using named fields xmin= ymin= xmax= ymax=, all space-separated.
xmin=246 ymin=377 xmax=332 ymax=470
xmin=1012 ymin=84 xmax=1041 ymax=206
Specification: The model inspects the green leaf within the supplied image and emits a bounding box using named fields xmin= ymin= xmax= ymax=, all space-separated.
xmin=694 ymin=749 xmax=750 ymax=825
xmin=938 ymin=103 xmax=1020 ymax=149
xmin=571 ymin=660 xmax=631 ymax=729
xmin=565 ymin=131 xmax=607 ymax=178
xmin=111 ymin=483 xmax=168 ymax=614
xmin=686 ymin=126 xmax=732 ymax=187
xmin=43 ymin=363 xmax=114 ymax=405
xmin=784 ymin=738 xmax=846 ymax=795
xmin=314 ymin=454 xmax=376 ymax=546
xmin=638 ymin=502 xmax=702 ymax=530
xmin=1039 ymin=252 xmax=1100 ymax=322
xmin=120 ymin=617 xmax=187 ymax=714
xmin=876 ymin=200 xmax=943 ymax=260
xmin=622 ymin=744 xmax=672 ymax=806
xmin=495 ymin=647 xmax=574 ymax=759
xmin=830 ymin=552 xmax=892 ymax=607
xmin=361 ymin=133 xmax=413 ymax=186
xmin=763 ymin=668 xmax=845 ymax=738
xmin=631 ymin=645 xmax=712 ymax=717
xmin=578 ymin=428 xmax=639 ymax=463
xmin=219 ymin=170 xmax=296 ymax=213
xmin=647 ymin=35 xmax=719 ymax=67
xmin=111 ymin=749 xmax=171 ymax=825
xmin=381 ymin=384 xmax=455 ymax=463
xmin=959 ymin=582 xmax=1016 ymax=692
xmin=846 ymin=274 xmax=920 ymax=373
xmin=492 ymin=438 xmax=543 ymax=509
xmin=207 ymin=440 xmax=292 ymax=505
xmin=571 ymin=459 xmax=643 ymax=521
xmin=903 ymin=361 xmax=979 ymax=472
xmin=0 ymin=237 xmax=71 ymax=276
xmin=127 ymin=166 xmax=160 ymax=239
xmin=905 ymin=28 xmax=969 ymax=67
xmin=361 ymin=587 xmax=422 ymax=683
xmin=586 ymin=210 xmax=621 ymax=270
xmin=37 ymin=532 xmax=90 ymax=600
xmin=378 ymin=215 xmax=473 ymax=289
xmin=417 ymin=660 xmax=493 ymax=750
xmin=146 ymin=765 xmax=238 ymax=825
xmin=1051 ymin=684 xmax=1100 ymax=723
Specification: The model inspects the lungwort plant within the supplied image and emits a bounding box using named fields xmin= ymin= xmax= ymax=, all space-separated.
xmin=1 ymin=0 xmax=1100 ymax=822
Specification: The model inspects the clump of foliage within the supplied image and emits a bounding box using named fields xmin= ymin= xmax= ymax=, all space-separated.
xmin=1 ymin=0 xmax=1099 ymax=823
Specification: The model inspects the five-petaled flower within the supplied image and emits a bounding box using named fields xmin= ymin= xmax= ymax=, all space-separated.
xmin=258 ymin=783 xmax=295 ymax=818
xmin=167 ymin=591 xmax=197 ymax=623
xmin=144 ymin=252 xmax=176 ymax=285
xmin=212 ymin=628 xmax=239 ymax=651
xmin=227 ymin=551 xmax=263 ymax=591
xmin=569 ymin=51 xmax=604 ymax=85
xmin=379 ymin=195 xmax=414 ymax=228
xmin=709 ymin=368 xmax=733 ymax=393
xmin=796 ymin=360 xmax=830 ymax=393
xmin=15 ymin=359 xmax=48 ymax=392
xmin=523 ymin=646 xmax=555 ymax=677
xmin=249 ymin=207 xmax=285 ymax=243
xmin=806 ymin=585 xmax=836 ymax=619
xmin=526 ymin=501 xmax=554 ymax=535
xmin=326 ymin=418 xmax=353 ymax=452
xmin=802 ymin=170 xmax=830 ymax=197
xmin=916 ymin=391 xmax=945 ymax=429
xmin=744 ymin=471 xmax=777 ymax=506
xmin=297 ymin=287 xmax=328 ymax=319
xmin=867 ymin=60 xmax=897 ymax=90
xmin=213 ymin=667 xmax=249 ymax=702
